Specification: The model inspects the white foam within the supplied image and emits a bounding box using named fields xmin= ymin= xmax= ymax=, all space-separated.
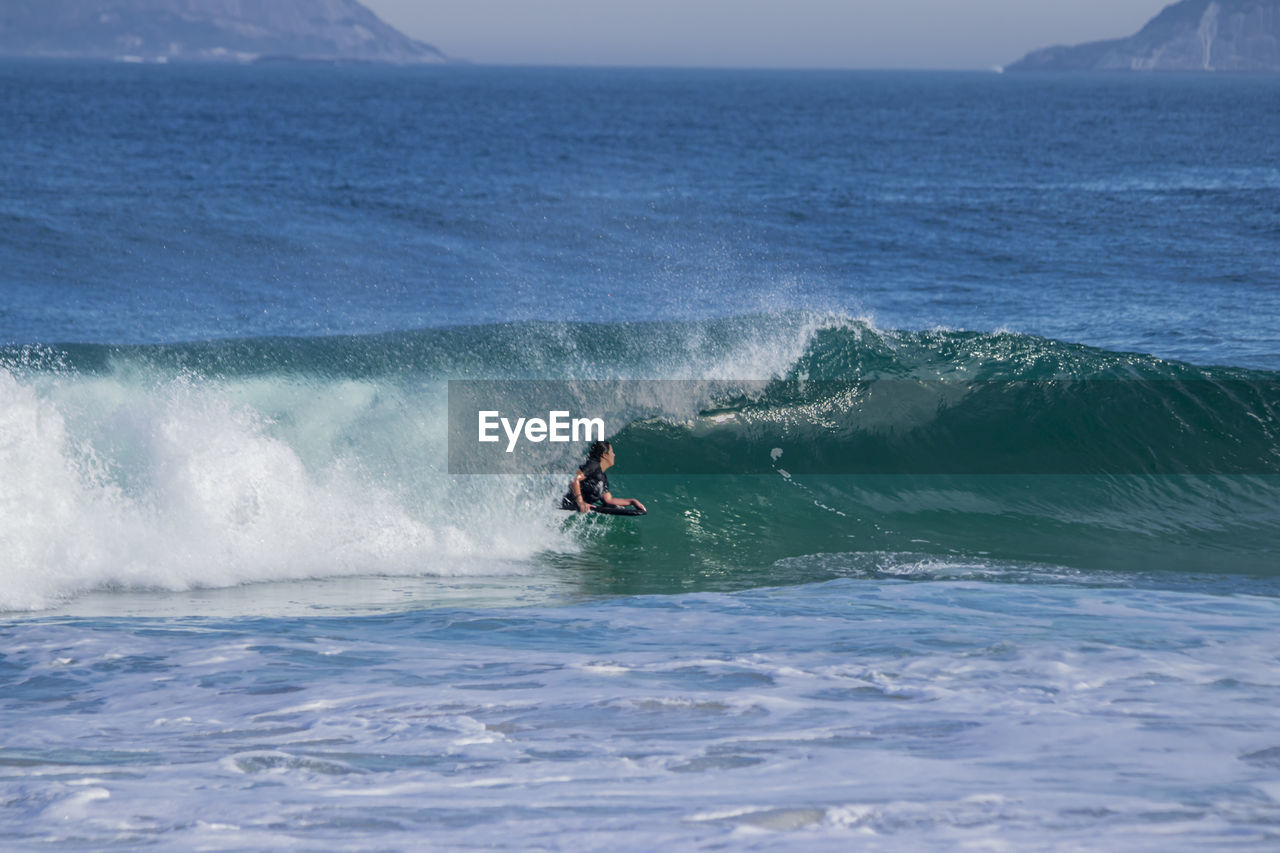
xmin=0 ymin=366 xmax=570 ymax=611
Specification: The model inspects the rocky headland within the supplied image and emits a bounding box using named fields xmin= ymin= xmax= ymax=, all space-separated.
xmin=1008 ymin=0 xmax=1280 ymax=71
xmin=0 ymin=0 xmax=446 ymax=64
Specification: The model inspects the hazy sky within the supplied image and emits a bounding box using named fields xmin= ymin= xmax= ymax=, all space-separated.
xmin=363 ymin=0 xmax=1173 ymax=69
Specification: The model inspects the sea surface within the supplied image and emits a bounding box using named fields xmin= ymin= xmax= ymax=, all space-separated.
xmin=2 ymin=62 xmax=1279 ymax=850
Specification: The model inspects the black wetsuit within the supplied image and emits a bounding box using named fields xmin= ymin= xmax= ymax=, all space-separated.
xmin=561 ymin=458 xmax=608 ymax=510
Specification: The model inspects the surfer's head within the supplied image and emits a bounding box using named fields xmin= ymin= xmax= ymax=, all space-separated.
xmin=588 ymin=441 xmax=615 ymax=469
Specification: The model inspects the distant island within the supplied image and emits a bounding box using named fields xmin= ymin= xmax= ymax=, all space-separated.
xmin=1008 ymin=0 xmax=1280 ymax=71
xmin=0 ymin=0 xmax=446 ymax=64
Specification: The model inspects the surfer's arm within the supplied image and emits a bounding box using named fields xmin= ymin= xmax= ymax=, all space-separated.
xmin=601 ymin=492 xmax=646 ymax=513
xmin=569 ymin=470 xmax=590 ymax=512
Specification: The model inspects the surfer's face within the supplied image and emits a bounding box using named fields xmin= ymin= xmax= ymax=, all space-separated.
xmin=601 ymin=446 xmax=615 ymax=467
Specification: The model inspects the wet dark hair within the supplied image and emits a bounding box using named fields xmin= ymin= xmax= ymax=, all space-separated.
xmin=587 ymin=441 xmax=612 ymax=461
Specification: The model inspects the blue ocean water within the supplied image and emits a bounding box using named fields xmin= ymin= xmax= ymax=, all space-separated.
xmin=2 ymin=62 xmax=1279 ymax=849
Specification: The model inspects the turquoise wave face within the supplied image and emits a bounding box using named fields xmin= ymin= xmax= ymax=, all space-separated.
xmin=553 ymin=473 xmax=1280 ymax=597
xmin=2 ymin=313 xmax=1278 ymax=610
